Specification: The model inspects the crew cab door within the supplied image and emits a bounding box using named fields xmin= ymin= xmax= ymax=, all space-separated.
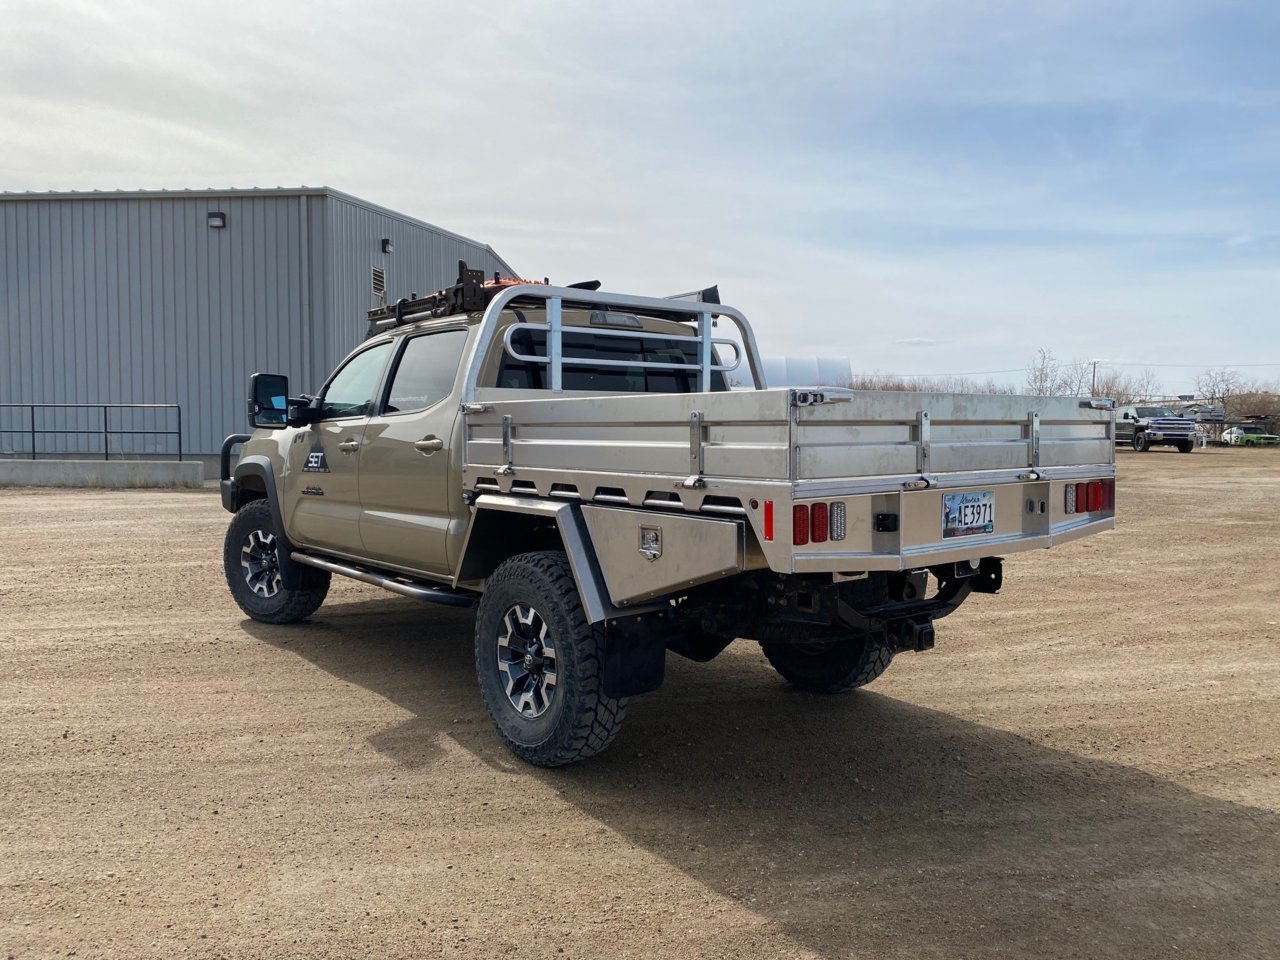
xmin=285 ymin=341 xmax=392 ymax=553
xmin=358 ymin=328 xmax=471 ymax=578
xmin=1115 ymin=406 xmax=1135 ymax=444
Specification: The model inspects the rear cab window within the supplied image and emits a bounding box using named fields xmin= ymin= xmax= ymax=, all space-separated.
xmin=382 ymin=329 xmax=469 ymax=414
xmin=490 ymin=308 xmax=728 ymax=394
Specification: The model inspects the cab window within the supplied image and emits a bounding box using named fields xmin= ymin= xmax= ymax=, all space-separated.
xmin=383 ymin=330 xmax=469 ymax=414
xmin=318 ymin=343 xmax=392 ymax=419
xmin=496 ymin=328 xmax=727 ymax=393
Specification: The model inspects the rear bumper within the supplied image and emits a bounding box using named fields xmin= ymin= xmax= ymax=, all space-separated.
xmin=792 ymin=515 xmax=1113 ymax=572
xmin=776 ymin=472 xmax=1115 ymax=574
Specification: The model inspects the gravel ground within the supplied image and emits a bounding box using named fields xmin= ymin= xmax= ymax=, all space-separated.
xmin=2 ymin=448 xmax=1278 ymax=959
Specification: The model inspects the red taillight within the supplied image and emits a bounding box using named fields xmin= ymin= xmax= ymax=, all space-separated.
xmin=810 ymin=502 xmax=829 ymax=543
xmin=1066 ymin=479 xmax=1115 ymax=515
xmin=763 ymin=500 xmax=774 ymax=541
xmin=793 ymin=505 xmax=810 ymax=546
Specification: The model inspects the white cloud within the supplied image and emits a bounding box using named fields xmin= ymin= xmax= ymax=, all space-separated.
xmin=1 ymin=0 xmax=1276 ymax=396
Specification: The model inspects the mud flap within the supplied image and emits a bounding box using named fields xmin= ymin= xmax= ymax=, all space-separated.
xmin=972 ymin=557 xmax=1003 ymax=594
xmin=601 ymin=616 xmax=667 ymax=698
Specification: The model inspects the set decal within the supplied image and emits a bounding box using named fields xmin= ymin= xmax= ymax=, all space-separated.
xmin=304 ymin=437 xmax=330 ymax=473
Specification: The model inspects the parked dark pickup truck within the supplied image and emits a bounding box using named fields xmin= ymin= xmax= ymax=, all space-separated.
xmin=1115 ymin=405 xmax=1197 ymax=453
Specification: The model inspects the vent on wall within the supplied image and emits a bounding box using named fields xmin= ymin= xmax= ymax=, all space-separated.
xmin=371 ymin=265 xmax=386 ymax=308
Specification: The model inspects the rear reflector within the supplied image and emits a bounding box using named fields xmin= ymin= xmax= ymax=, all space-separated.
xmin=793 ymin=505 xmax=810 ymax=546
xmin=829 ymin=501 xmax=846 ymax=541
xmin=763 ymin=500 xmax=774 ymax=541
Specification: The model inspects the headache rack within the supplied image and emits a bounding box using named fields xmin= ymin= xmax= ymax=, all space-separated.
xmin=462 ymin=285 xmax=766 ymax=398
xmin=367 ymin=263 xmax=758 ymax=393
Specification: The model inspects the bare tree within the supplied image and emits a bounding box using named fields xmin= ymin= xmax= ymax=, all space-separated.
xmin=1225 ymin=381 xmax=1280 ymax=420
xmin=1132 ymin=368 xmax=1162 ymax=402
xmin=1196 ymin=367 xmax=1244 ymax=406
xmin=1024 ymin=349 xmax=1094 ymax=396
xmin=846 ymin=373 xmax=1015 ymax=394
xmin=1058 ymin=360 xmax=1092 ymax=397
xmin=1025 ymin=348 xmax=1060 ymax=396
xmin=1093 ymin=368 xmax=1162 ymax=406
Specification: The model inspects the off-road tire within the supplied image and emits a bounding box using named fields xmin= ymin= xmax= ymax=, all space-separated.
xmin=1177 ymin=440 xmax=1196 ymax=454
xmin=1132 ymin=432 xmax=1151 ymax=452
xmin=223 ymin=499 xmax=330 ymax=624
xmin=475 ymin=551 xmax=626 ymax=767
xmin=761 ymin=636 xmax=894 ymax=694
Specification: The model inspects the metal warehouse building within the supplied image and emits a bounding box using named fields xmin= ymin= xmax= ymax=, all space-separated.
xmin=0 ymin=187 xmax=513 ymax=459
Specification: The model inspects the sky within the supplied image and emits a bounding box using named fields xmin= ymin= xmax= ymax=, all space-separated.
xmin=2 ymin=0 xmax=1278 ymax=394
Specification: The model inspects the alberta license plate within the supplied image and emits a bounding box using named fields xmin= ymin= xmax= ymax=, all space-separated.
xmin=942 ymin=491 xmax=995 ymax=539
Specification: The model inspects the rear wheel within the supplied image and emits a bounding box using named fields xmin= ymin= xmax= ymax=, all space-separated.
xmin=761 ymin=635 xmax=894 ymax=694
xmin=223 ymin=499 xmax=329 ymax=624
xmin=1132 ymin=432 xmax=1151 ymax=452
xmin=475 ymin=551 xmax=626 ymax=766
xmin=1177 ymin=440 xmax=1195 ymax=454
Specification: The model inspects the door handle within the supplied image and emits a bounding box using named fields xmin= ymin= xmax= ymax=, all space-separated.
xmin=414 ymin=436 xmax=445 ymax=455
xmin=337 ymin=439 xmax=360 ymax=453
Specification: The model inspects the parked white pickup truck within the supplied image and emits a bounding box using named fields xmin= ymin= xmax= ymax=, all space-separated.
xmin=220 ymin=264 xmax=1115 ymax=766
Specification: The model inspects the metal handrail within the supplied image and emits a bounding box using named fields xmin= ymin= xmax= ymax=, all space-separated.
xmin=501 ymin=322 xmax=743 ymax=373
xmin=460 ymin=284 xmax=768 ymax=402
xmin=0 ymin=403 xmax=182 ymax=461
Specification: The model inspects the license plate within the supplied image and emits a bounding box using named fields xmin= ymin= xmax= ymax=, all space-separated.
xmin=942 ymin=491 xmax=995 ymax=539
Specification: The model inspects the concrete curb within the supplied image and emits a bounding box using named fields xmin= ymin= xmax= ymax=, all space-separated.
xmin=0 ymin=460 xmax=204 ymax=488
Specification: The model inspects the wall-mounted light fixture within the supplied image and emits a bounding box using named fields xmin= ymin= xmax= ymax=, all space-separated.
xmin=381 ymin=238 xmax=394 ymax=254
xmin=207 ymin=212 xmax=227 ymax=229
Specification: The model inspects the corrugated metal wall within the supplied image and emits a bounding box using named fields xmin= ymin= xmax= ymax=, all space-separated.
xmin=0 ymin=191 xmax=511 ymax=456
xmin=320 ymin=194 xmax=510 ymax=380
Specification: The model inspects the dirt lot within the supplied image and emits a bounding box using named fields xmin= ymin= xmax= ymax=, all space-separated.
xmin=2 ymin=448 xmax=1278 ymax=960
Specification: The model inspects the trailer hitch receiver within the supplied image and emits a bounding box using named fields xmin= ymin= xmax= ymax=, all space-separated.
xmin=888 ymin=617 xmax=936 ymax=652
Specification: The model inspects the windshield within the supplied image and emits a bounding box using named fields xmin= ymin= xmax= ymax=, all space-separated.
xmin=1135 ymin=406 xmax=1177 ymax=418
xmin=1240 ymin=425 xmax=1265 ymax=434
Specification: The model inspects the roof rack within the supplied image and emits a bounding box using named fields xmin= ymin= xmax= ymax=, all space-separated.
xmin=367 ymin=260 xmax=548 ymax=330
xmin=664 ymin=284 xmax=720 ymax=304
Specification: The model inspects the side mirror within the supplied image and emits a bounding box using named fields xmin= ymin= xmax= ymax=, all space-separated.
xmin=249 ymin=373 xmax=291 ymax=429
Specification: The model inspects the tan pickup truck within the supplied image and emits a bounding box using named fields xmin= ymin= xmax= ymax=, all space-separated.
xmin=220 ymin=265 xmax=1116 ymax=766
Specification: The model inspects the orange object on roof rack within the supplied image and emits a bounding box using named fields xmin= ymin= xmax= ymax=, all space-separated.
xmin=367 ymin=261 xmax=550 ymax=328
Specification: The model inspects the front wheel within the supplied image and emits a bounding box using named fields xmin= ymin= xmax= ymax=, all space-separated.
xmin=475 ymin=551 xmax=626 ymax=766
xmin=223 ymin=499 xmax=329 ymax=624
xmin=761 ymin=635 xmax=894 ymax=694
xmin=1177 ymin=440 xmax=1196 ymax=454
xmin=1132 ymin=432 xmax=1151 ymax=452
